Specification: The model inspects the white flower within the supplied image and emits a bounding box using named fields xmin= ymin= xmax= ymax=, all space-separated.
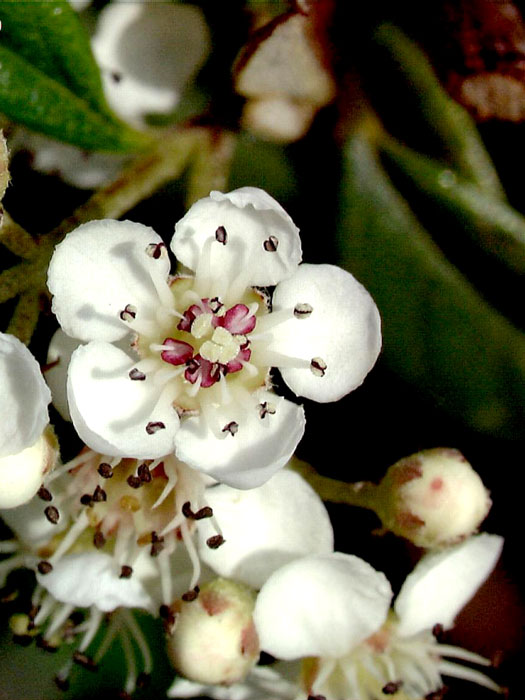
xmin=0 ymin=333 xmax=53 ymax=509
xmin=47 ymin=187 xmax=381 ymax=488
xmin=253 ymin=534 xmax=504 ymax=699
xmin=92 ymin=0 xmax=211 ymax=126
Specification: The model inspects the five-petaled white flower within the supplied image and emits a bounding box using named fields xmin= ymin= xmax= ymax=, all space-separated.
xmin=47 ymin=187 xmax=381 ymax=489
xmin=0 ymin=332 xmax=54 ymax=509
xmin=252 ymin=534 xmax=504 ymax=700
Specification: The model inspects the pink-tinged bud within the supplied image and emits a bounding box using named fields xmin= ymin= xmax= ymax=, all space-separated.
xmin=377 ymin=448 xmax=491 ymax=548
xmin=167 ymin=578 xmax=259 ymax=686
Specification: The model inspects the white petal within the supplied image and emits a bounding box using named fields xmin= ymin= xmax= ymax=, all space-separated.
xmin=0 ymin=333 xmax=50 ymax=458
xmin=168 ymin=664 xmax=299 ymax=700
xmin=171 ymin=187 xmax=302 ymax=288
xmin=394 ymin=533 xmax=504 ymax=637
xmin=174 ymin=392 xmax=305 ymax=489
xmin=0 ymin=434 xmax=54 ymax=510
xmin=92 ymin=3 xmax=210 ymax=124
xmin=36 ymin=550 xmax=156 ymax=612
xmin=67 ymin=342 xmax=179 ymax=458
xmin=45 ymin=329 xmax=82 ymax=421
xmin=254 ymin=553 xmax=392 ymax=660
xmin=268 ymin=264 xmax=381 ymax=402
xmin=197 ymin=470 xmax=334 ymax=589
xmin=47 ymin=219 xmax=169 ymax=343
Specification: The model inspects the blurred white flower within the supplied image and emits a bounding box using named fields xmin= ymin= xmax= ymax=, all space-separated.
xmin=47 ymin=188 xmax=381 ymax=488
xmin=0 ymin=333 xmax=54 ymax=509
xmin=92 ymin=0 xmax=211 ymax=126
xmin=253 ymin=535 xmax=504 ymax=699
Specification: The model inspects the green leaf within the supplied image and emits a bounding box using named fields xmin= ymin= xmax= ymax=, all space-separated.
xmin=337 ymin=126 xmax=525 ymax=439
xmin=0 ymin=2 xmax=150 ymax=152
xmin=379 ymin=136 xmax=525 ymax=276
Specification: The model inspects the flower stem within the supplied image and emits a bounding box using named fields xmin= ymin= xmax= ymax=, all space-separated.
xmin=289 ymin=458 xmax=379 ymax=511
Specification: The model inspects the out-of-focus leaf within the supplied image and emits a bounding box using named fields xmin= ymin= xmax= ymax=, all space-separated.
xmin=373 ymin=23 xmax=506 ymax=200
xmin=0 ymin=1 xmax=111 ymax=118
xmin=380 ymin=136 xmax=525 ymax=276
xmin=0 ymin=2 xmax=150 ymax=152
xmin=337 ymin=126 xmax=525 ymax=439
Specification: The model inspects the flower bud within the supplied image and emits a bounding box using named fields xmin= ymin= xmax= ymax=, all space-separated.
xmin=0 ymin=426 xmax=58 ymax=510
xmin=376 ymin=448 xmax=491 ymax=548
xmin=167 ymin=578 xmax=259 ymax=686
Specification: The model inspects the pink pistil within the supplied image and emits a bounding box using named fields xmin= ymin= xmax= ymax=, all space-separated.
xmin=226 ymin=345 xmax=251 ymax=374
xmin=184 ymin=356 xmax=221 ymax=387
xmin=218 ymin=304 xmax=256 ymax=335
xmin=161 ymin=338 xmax=194 ymax=365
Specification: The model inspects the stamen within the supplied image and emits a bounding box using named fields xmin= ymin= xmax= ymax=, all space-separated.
xmin=45 ymin=603 xmax=75 ymax=639
xmin=263 ymin=235 xmax=279 ymax=251
xmin=119 ymin=304 xmax=137 ymax=322
xmin=121 ymin=624 xmax=138 ymax=695
xmin=121 ymin=609 xmax=153 ymax=675
xmin=38 ymin=486 xmax=53 ymax=502
xmin=215 ymin=226 xmax=227 ymax=245
xmin=0 ymin=541 xmax=20 ymax=553
xmin=294 ymin=303 xmax=313 ymax=318
xmin=138 ymin=463 xmax=152 ymax=483
xmin=382 ymin=681 xmax=403 ymax=694
xmin=145 ymin=242 xmax=166 ymax=260
xmin=206 ymin=534 xmax=225 ymax=549
xmin=180 ymin=519 xmax=201 ymax=590
xmin=119 ymin=565 xmax=133 ymax=579
xmin=127 ymin=475 xmax=142 ymax=489
xmin=310 ymin=357 xmax=327 ymax=377
xmin=181 ymin=587 xmax=200 ymax=602
xmin=92 ymin=486 xmax=107 ymax=502
xmin=37 ymin=561 xmax=53 ymax=575
xmin=48 ymin=511 xmax=89 ymax=566
xmin=78 ymin=608 xmax=104 ymax=653
xmin=145 ymin=421 xmax=166 ymax=435
xmin=222 ymin=421 xmax=238 ymax=436
xmin=129 ymin=368 xmax=146 ymax=381
xmin=258 ymin=401 xmax=276 ymax=419
xmin=437 ymin=660 xmax=501 ymax=692
xmin=93 ymin=531 xmax=106 ymax=549
xmin=156 ymin=549 xmax=173 ymax=606
xmin=97 ymin=463 xmax=114 ymax=479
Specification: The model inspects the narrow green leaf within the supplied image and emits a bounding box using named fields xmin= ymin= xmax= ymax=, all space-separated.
xmin=380 ymin=136 xmax=525 ymax=276
xmin=0 ymin=0 xmax=112 ymax=118
xmin=373 ymin=23 xmax=505 ymax=200
xmin=337 ymin=126 xmax=525 ymax=439
xmin=0 ymin=44 xmax=151 ymax=152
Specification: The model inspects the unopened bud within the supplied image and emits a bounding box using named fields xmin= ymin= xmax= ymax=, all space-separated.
xmin=0 ymin=426 xmax=58 ymax=510
xmin=167 ymin=578 xmax=259 ymax=686
xmin=377 ymin=448 xmax=491 ymax=548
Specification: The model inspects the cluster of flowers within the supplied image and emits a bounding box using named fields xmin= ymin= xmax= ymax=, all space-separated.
xmin=0 ymin=187 xmax=502 ymax=699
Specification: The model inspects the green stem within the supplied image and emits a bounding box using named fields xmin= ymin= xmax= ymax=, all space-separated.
xmin=0 ymin=210 xmax=39 ymax=259
xmin=6 ymin=288 xmax=40 ymax=344
xmin=288 ymin=459 xmax=379 ymax=511
xmin=374 ymin=23 xmax=505 ymax=200
xmin=47 ymin=127 xmax=202 ymax=246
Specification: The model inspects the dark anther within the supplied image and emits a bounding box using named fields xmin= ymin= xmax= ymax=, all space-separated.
xmin=146 ymin=421 xmax=166 ymax=434
xmin=92 ymin=486 xmax=107 ymax=502
xmin=425 ymin=691 xmax=447 ymax=700
xmin=206 ymin=534 xmax=225 ymax=549
xmin=194 ymin=506 xmax=213 ymax=520
xmin=129 ymin=368 xmax=146 ymax=381
xmin=93 ymin=531 xmax=106 ymax=549
xmin=36 ymin=636 xmax=58 ymax=653
xmin=145 ymin=242 xmax=165 ymax=259
xmin=258 ymin=401 xmax=276 ymax=419
xmin=80 ymin=493 xmax=93 ymax=507
xmin=73 ymin=650 xmax=97 ymax=670
xmin=13 ymin=634 xmax=33 ymax=647
xmin=37 ymin=486 xmax=53 ymax=502
xmin=159 ymin=604 xmax=171 ymax=619
xmin=181 ymin=586 xmax=200 ymax=602
xmin=209 ymin=297 xmax=223 ymax=313
xmin=44 ymin=506 xmax=60 ymax=525
xmin=222 ymin=421 xmax=238 ymax=436
xmin=150 ymin=531 xmax=165 ymax=557
xmin=432 ymin=623 xmax=444 ymax=639
xmin=215 ymin=226 xmax=227 ymax=244
xmin=383 ymin=681 xmax=403 ymax=695
xmin=310 ymin=357 xmax=327 ymax=377
xmin=307 ymin=696 xmax=327 ymax=700
xmin=127 ymin=475 xmax=142 ymax=489
xmin=37 ymin=561 xmax=53 ymax=575
xmin=54 ymin=675 xmax=70 ymax=692
xmin=182 ymin=501 xmax=194 ymax=518
xmin=97 ymin=462 xmax=113 ymax=479
xmin=119 ymin=565 xmax=133 ymax=579
xmin=294 ymin=303 xmax=313 ymax=318
xmin=137 ymin=672 xmax=151 ymax=689
xmin=119 ymin=304 xmax=137 ymax=321
xmin=138 ymin=463 xmax=152 ymax=483
xmin=111 ymin=71 xmax=122 ymax=83
xmin=263 ymin=235 xmax=279 ymax=252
